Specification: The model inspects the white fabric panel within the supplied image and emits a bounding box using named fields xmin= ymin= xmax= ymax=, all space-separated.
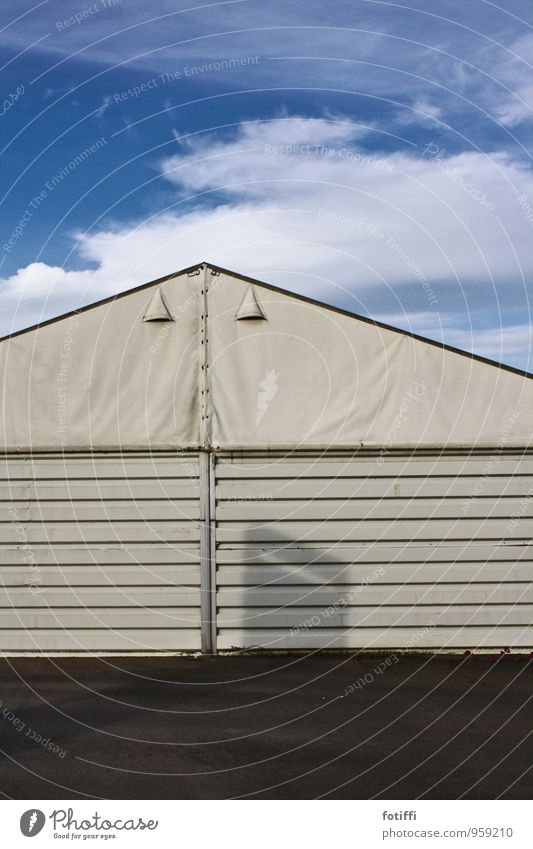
xmin=208 ymin=273 xmax=533 ymax=448
xmin=0 ymin=273 xmax=199 ymax=450
xmin=0 ymin=264 xmax=531 ymax=450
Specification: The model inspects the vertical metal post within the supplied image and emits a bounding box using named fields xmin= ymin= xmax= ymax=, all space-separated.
xmin=199 ymin=265 xmax=216 ymax=653
xmin=199 ymin=448 xmax=213 ymax=653
xmin=200 ymin=263 xmax=211 ymax=449
xmin=209 ymin=450 xmax=218 ymax=654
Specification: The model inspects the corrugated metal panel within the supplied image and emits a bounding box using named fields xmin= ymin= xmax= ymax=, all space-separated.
xmin=215 ymin=452 xmax=533 ymax=651
xmin=0 ymin=453 xmax=202 ymax=652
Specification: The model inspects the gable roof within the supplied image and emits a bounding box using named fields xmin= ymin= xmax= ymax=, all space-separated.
xmin=1 ymin=261 xmax=531 ymax=380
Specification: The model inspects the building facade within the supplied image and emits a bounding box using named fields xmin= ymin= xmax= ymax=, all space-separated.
xmin=0 ymin=263 xmax=531 ymax=653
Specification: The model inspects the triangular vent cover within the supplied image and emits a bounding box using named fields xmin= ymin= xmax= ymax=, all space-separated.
xmin=235 ymin=285 xmax=267 ymax=320
xmin=143 ymin=287 xmax=174 ymax=322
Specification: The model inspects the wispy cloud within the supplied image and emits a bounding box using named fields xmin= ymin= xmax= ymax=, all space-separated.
xmin=398 ymin=99 xmax=443 ymax=127
xmin=488 ymin=33 xmax=533 ymax=127
xmin=4 ymin=0 xmax=532 ymax=135
xmin=1 ymin=115 xmax=532 ymax=368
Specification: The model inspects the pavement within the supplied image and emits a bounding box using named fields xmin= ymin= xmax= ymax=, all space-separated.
xmin=0 ymin=654 xmax=530 ymax=799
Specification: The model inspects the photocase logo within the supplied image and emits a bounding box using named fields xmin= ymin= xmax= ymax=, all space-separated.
xmin=256 ymin=369 xmax=279 ymax=425
xmin=20 ymin=809 xmax=46 ymax=837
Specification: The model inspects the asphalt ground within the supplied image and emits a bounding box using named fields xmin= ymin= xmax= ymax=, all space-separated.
xmin=0 ymin=654 xmax=530 ymax=799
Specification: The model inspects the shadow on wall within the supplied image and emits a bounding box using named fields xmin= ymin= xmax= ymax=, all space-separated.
xmin=218 ymin=525 xmax=391 ymax=653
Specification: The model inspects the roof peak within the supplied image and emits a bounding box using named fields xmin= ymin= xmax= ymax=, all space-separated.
xmin=0 ymin=260 xmax=530 ymax=380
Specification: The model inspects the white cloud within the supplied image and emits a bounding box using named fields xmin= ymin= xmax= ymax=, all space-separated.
xmin=398 ymin=99 xmax=443 ymax=126
xmin=440 ymin=324 xmax=533 ymax=367
xmin=488 ymin=33 xmax=533 ymax=127
xmin=5 ymin=0 xmax=530 ymax=131
xmin=374 ymin=311 xmax=532 ymax=372
xmin=3 ymin=0 xmax=531 ymax=151
xmin=1 ymin=116 xmax=532 ymax=368
xmin=159 ymin=117 xmax=533 ymax=296
xmin=494 ymin=82 xmax=533 ymax=128
xmin=95 ymin=95 xmax=114 ymax=118
xmin=0 ymin=262 xmax=104 ymax=336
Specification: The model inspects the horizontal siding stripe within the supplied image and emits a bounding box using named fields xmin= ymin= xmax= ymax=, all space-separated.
xmin=217 ymin=585 xmax=531 ymax=606
xmin=217 ymin=478 xmax=532 ymax=499
xmin=0 ymin=503 xmax=200 ymax=521
xmin=0 ymin=483 xmax=199 ymax=500
xmin=216 ymin=563 xmax=532 ymax=584
xmin=0 ymin=461 xmax=200 ymax=480
xmin=216 ymin=459 xmax=533 ymax=478
xmin=216 ymin=497 xmax=531 ymax=521
xmin=216 ymin=606 xmax=533 ymax=628
xmin=217 ymin=627 xmax=533 ymax=650
xmin=0 ymin=629 xmax=201 ymax=651
xmin=216 ymin=519 xmax=532 ymax=542
xmin=0 ymin=547 xmax=200 ymax=565
xmin=0 ymin=566 xmax=200 ymax=585
xmin=0 ymin=588 xmax=201 ymax=607
xmin=0 ymin=523 xmax=200 ymax=543
xmin=0 ymin=608 xmax=201 ymax=628
xmin=216 ymin=544 xmax=532 ymax=563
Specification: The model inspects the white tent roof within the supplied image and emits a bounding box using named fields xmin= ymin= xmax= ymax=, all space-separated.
xmin=0 ymin=262 xmax=531 ymax=450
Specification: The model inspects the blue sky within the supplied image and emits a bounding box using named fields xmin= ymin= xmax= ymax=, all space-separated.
xmin=1 ymin=0 xmax=532 ymax=368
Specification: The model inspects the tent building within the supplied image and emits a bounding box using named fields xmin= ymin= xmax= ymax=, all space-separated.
xmin=0 ymin=262 xmax=531 ymax=654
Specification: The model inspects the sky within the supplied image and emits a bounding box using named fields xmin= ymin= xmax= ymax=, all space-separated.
xmin=0 ymin=0 xmax=532 ymax=369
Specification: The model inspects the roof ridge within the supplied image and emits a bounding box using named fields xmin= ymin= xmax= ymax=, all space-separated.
xmin=0 ymin=260 xmax=530 ymax=380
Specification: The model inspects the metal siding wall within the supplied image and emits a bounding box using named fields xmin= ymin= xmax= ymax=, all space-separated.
xmin=215 ymin=452 xmax=533 ymax=651
xmin=0 ymin=453 xmax=202 ymax=652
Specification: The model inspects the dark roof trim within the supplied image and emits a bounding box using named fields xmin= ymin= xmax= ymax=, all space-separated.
xmin=208 ymin=262 xmax=533 ymax=380
xmin=1 ymin=260 xmax=531 ymax=380
xmin=0 ymin=262 xmax=204 ymax=344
